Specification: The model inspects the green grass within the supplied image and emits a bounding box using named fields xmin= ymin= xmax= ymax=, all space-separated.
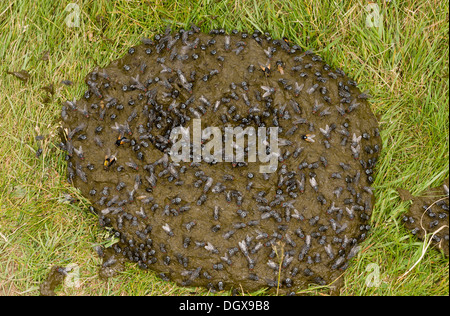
xmin=0 ymin=0 xmax=448 ymax=296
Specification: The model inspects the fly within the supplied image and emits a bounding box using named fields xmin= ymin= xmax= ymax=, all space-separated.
xmin=301 ymin=134 xmax=316 ymax=143
xmin=259 ymin=60 xmax=271 ymax=77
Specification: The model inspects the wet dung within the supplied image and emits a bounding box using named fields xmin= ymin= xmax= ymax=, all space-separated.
xmin=60 ymin=26 xmax=382 ymax=294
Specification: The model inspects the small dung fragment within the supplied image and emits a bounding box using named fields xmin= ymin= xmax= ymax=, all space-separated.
xmin=398 ymin=178 xmax=449 ymax=256
xmin=6 ymin=70 xmax=30 ymax=82
xmin=39 ymin=266 xmax=68 ymax=296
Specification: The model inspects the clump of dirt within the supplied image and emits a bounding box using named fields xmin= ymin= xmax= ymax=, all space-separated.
xmin=60 ymin=26 xmax=381 ymax=294
xmin=398 ymin=178 xmax=449 ymax=256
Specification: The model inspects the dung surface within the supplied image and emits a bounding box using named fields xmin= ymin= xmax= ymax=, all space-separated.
xmin=398 ymin=179 xmax=449 ymax=257
xmin=61 ymin=27 xmax=381 ymax=293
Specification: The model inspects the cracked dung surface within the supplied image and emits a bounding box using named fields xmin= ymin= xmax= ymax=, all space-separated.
xmin=61 ymin=27 xmax=382 ymax=294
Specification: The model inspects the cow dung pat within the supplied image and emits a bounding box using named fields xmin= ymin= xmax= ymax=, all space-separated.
xmin=60 ymin=26 xmax=382 ymax=294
